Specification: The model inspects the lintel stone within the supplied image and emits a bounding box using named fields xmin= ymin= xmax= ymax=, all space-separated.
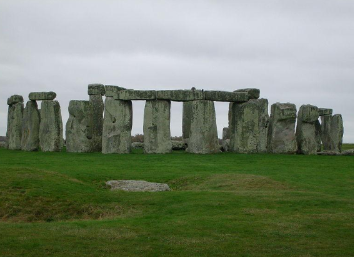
xmin=115 ymin=90 xmax=156 ymax=100
xmin=29 ymin=91 xmax=56 ymax=101
xmin=104 ymin=85 xmax=126 ymax=97
xmin=156 ymin=90 xmax=204 ymax=101
xmin=234 ymin=88 xmax=260 ymax=99
xmin=204 ymin=91 xmax=248 ymax=102
xmin=88 ymin=84 xmax=105 ymax=95
xmin=318 ymin=108 xmax=333 ymax=116
xmin=7 ymin=95 xmax=24 ymax=105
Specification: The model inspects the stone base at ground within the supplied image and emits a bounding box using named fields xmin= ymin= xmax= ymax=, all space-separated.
xmin=106 ymin=180 xmax=170 ymax=192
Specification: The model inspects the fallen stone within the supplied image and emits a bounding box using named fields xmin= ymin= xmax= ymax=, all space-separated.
xmin=106 ymin=180 xmax=170 ymax=192
xmin=296 ymin=105 xmax=319 ymax=155
xmin=182 ymin=101 xmax=193 ymax=144
xmin=104 ymin=85 xmax=126 ymax=97
xmin=0 ymin=141 xmax=6 ymax=148
xmin=156 ymin=90 xmax=204 ymax=101
xmin=131 ymin=142 xmax=144 ymax=149
xmin=6 ymin=99 xmax=24 ymax=150
xmin=29 ymin=92 xmax=56 ymax=101
xmin=267 ymin=103 xmax=297 ymax=154
xmin=115 ymin=90 xmax=156 ymax=100
xmin=229 ymin=99 xmax=269 ymax=153
xmin=21 ymin=101 xmax=40 ymax=151
xmin=234 ymin=88 xmax=260 ymax=99
xmin=204 ymin=91 xmax=248 ymax=102
xmin=66 ymin=100 xmax=92 ymax=153
xmin=88 ymin=84 xmax=105 ymax=95
xmin=342 ymin=149 xmax=354 ymax=156
xmin=321 ymin=114 xmax=344 ymax=153
xmin=89 ymin=94 xmax=104 ymax=152
xmin=172 ymin=140 xmax=186 ymax=150
xmin=102 ymin=98 xmax=132 ymax=154
xmin=187 ymin=100 xmax=220 ymax=154
xmin=318 ymin=108 xmax=333 ymax=116
xmin=39 ymin=100 xmax=63 ymax=152
xmin=7 ymin=95 xmax=24 ymax=105
xmin=317 ymin=151 xmax=340 ymax=156
xmin=143 ymin=100 xmax=172 ymax=154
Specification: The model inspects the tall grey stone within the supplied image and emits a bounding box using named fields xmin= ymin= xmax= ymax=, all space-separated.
xmin=296 ymin=105 xmax=319 ymax=155
xmin=222 ymin=127 xmax=230 ymax=152
xmin=182 ymin=101 xmax=193 ymax=144
xmin=39 ymin=100 xmax=63 ymax=152
xmin=66 ymin=101 xmax=92 ymax=153
xmin=88 ymin=84 xmax=105 ymax=152
xmin=267 ymin=103 xmax=297 ymax=154
xmin=102 ymin=97 xmax=132 ymax=154
xmin=315 ymin=120 xmax=322 ymax=152
xmin=321 ymin=114 xmax=344 ymax=152
xmin=186 ymin=100 xmax=219 ymax=154
xmin=21 ymin=101 xmax=40 ymax=151
xmin=143 ymin=100 xmax=172 ymax=154
xmin=229 ymin=99 xmax=269 ymax=153
xmin=6 ymin=95 xmax=24 ymax=150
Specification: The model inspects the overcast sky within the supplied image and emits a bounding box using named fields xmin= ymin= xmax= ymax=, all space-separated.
xmin=1 ymin=0 xmax=353 ymax=142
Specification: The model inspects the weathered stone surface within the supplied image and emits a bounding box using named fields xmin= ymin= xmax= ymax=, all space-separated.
xmin=318 ymin=108 xmax=333 ymax=116
xmin=88 ymin=84 xmax=105 ymax=95
xmin=29 ymin=92 xmax=56 ymax=101
xmin=7 ymin=101 xmax=24 ymax=150
xmin=7 ymin=95 xmax=24 ymax=105
xmin=267 ymin=103 xmax=297 ymax=154
xmin=106 ymin=180 xmax=170 ymax=192
xmin=143 ymin=100 xmax=172 ymax=154
xmin=66 ymin=100 xmax=92 ymax=153
xmin=21 ymin=101 xmax=40 ymax=151
xmin=222 ymin=127 xmax=230 ymax=152
xmin=39 ymin=100 xmax=63 ymax=152
xmin=182 ymin=101 xmax=193 ymax=144
xmin=131 ymin=142 xmax=144 ymax=149
xmin=204 ymin=91 xmax=248 ymax=102
xmin=102 ymin=98 xmax=132 ymax=154
xmin=104 ymin=85 xmax=126 ymax=97
xmin=156 ymin=90 xmax=204 ymax=101
xmin=172 ymin=140 xmax=186 ymax=150
xmin=317 ymin=151 xmax=339 ymax=156
xmin=342 ymin=149 xmax=354 ymax=156
xmin=222 ymin=127 xmax=230 ymax=141
xmin=115 ymin=90 xmax=156 ymax=100
xmin=229 ymin=99 xmax=269 ymax=153
xmin=296 ymin=105 xmax=319 ymax=155
xmin=186 ymin=100 xmax=219 ymax=154
xmin=315 ymin=120 xmax=322 ymax=152
xmin=89 ymin=94 xmax=104 ymax=152
xmin=321 ymin=114 xmax=344 ymax=152
xmin=234 ymin=88 xmax=260 ymax=99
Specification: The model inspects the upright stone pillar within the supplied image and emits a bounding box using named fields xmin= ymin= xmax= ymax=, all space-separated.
xmin=21 ymin=101 xmax=40 ymax=151
xmin=88 ymin=84 xmax=105 ymax=152
xmin=267 ymin=103 xmax=297 ymax=154
xmin=66 ymin=100 xmax=92 ymax=153
xmin=296 ymin=105 xmax=319 ymax=155
xmin=315 ymin=120 xmax=322 ymax=152
xmin=186 ymin=100 xmax=219 ymax=154
xmin=143 ymin=100 xmax=172 ymax=154
xmin=182 ymin=101 xmax=193 ymax=145
xmin=229 ymin=99 xmax=269 ymax=153
xmin=6 ymin=95 xmax=24 ymax=150
xmin=320 ymin=108 xmax=343 ymax=153
xmin=222 ymin=127 xmax=230 ymax=152
xmin=39 ymin=100 xmax=63 ymax=152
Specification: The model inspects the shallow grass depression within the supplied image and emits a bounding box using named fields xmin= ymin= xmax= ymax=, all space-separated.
xmin=1 ymin=147 xmax=354 ymax=257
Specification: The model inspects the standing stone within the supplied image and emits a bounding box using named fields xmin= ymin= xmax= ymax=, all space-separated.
xmin=315 ymin=120 xmax=322 ymax=152
xmin=88 ymin=84 xmax=105 ymax=152
xmin=39 ymin=100 xmax=63 ymax=152
xmin=229 ymin=99 xmax=269 ymax=153
xmin=222 ymin=127 xmax=230 ymax=152
xmin=21 ymin=101 xmax=40 ymax=151
xmin=102 ymin=97 xmax=132 ymax=154
xmin=182 ymin=101 xmax=193 ymax=145
xmin=267 ymin=103 xmax=297 ymax=154
xmin=6 ymin=95 xmax=24 ymax=150
xmin=321 ymin=114 xmax=344 ymax=152
xmin=143 ymin=100 xmax=172 ymax=154
xmin=186 ymin=100 xmax=219 ymax=154
xmin=66 ymin=101 xmax=92 ymax=153
xmin=296 ymin=105 xmax=319 ymax=155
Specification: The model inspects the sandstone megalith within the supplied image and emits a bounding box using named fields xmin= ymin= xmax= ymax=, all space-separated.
xmin=21 ymin=101 xmax=40 ymax=151
xmin=229 ymin=99 xmax=269 ymax=153
xmin=88 ymin=84 xmax=105 ymax=152
xmin=182 ymin=101 xmax=193 ymax=145
xmin=66 ymin=100 xmax=92 ymax=153
xmin=296 ymin=105 xmax=319 ymax=155
xmin=186 ymin=100 xmax=219 ymax=154
xmin=102 ymin=97 xmax=132 ymax=154
xmin=143 ymin=100 xmax=172 ymax=154
xmin=39 ymin=100 xmax=63 ymax=152
xmin=267 ymin=103 xmax=297 ymax=154
xmin=320 ymin=110 xmax=343 ymax=153
xmin=6 ymin=95 xmax=24 ymax=150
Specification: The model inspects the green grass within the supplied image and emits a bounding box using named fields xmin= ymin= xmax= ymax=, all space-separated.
xmin=1 ymin=146 xmax=354 ymax=257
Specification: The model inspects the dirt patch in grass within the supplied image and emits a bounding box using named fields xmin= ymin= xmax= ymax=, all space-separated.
xmin=170 ymin=174 xmax=291 ymax=192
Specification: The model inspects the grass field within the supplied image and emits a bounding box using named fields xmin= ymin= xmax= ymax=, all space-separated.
xmin=1 ymin=145 xmax=354 ymax=257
